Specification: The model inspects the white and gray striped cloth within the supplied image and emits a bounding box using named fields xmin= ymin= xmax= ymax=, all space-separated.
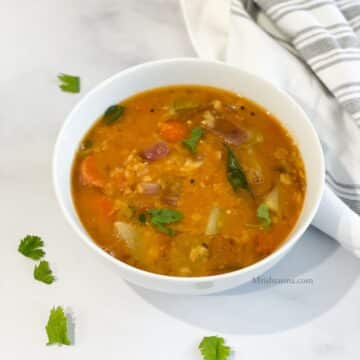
xmin=181 ymin=0 xmax=360 ymax=252
xmin=254 ymin=0 xmax=360 ymax=125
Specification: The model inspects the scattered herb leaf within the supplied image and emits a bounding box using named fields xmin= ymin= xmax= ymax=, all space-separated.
xmin=58 ymin=73 xmax=80 ymax=93
xmin=257 ymin=203 xmax=271 ymax=228
xmin=183 ymin=127 xmax=204 ymax=153
xmin=103 ymin=104 xmax=125 ymax=125
xmin=82 ymin=139 xmax=93 ymax=149
xmin=147 ymin=208 xmax=183 ymax=236
xmin=34 ymin=260 xmax=55 ymax=284
xmin=199 ymin=336 xmax=231 ymax=360
xmin=225 ymin=145 xmax=249 ymax=192
xmin=138 ymin=213 xmax=147 ymax=224
xmin=18 ymin=235 xmax=45 ymax=260
xmin=158 ymin=225 xmax=176 ymax=236
xmin=46 ymin=306 xmax=71 ymax=346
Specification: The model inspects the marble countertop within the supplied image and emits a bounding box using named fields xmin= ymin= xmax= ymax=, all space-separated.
xmin=1 ymin=0 xmax=359 ymax=359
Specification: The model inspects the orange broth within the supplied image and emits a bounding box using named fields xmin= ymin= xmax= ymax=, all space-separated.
xmin=72 ymin=85 xmax=305 ymax=277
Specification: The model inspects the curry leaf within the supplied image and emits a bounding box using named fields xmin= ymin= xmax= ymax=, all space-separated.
xmin=46 ymin=306 xmax=71 ymax=346
xmin=18 ymin=235 xmax=45 ymax=260
xmin=138 ymin=213 xmax=147 ymax=224
xmin=257 ymin=203 xmax=271 ymax=228
xmin=58 ymin=73 xmax=80 ymax=93
xmin=183 ymin=127 xmax=204 ymax=153
xmin=147 ymin=208 xmax=183 ymax=236
xmin=103 ymin=104 xmax=125 ymax=125
xmin=199 ymin=336 xmax=231 ymax=360
xmin=225 ymin=145 xmax=249 ymax=192
xmin=82 ymin=139 xmax=93 ymax=149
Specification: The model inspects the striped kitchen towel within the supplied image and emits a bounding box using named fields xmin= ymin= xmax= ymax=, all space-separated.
xmin=181 ymin=0 xmax=360 ymax=254
xmin=256 ymin=0 xmax=360 ymax=125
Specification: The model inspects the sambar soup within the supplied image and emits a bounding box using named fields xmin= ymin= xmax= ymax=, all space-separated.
xmin=72 ymin=85 xmax=305 ymax=277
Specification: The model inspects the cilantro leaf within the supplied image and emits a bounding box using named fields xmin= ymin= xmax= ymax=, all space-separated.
xmin=257 ymin=203 xmax=271 ymax=228
xmin=34 ymin=260 xmax=55 ymax=284
xmin=183 ymin=127 xmax=204 ymax=153
xmin=58 ymin=73 xmax=80 ymax=93
xmin=147 ymin=208 xmax=183 ymax=236
xmin=154 ymin=223 xmax=177 ymax=236
xmin=199 ymin=336 xmax=231 ymax=360
xmin=18 ymin=235 xmax=45 ymax=260
xmin=225 ymin=145 xmax=249 ymax=192
xmin=103 ymin=104 xmax=125 ymax=125
xmin=46 ymin=306 xmax=71 ymax=346
xmin=148 ymin=208 xmax=183 ymax=223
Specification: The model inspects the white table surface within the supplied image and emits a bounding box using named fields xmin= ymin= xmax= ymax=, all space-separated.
xmin=1 ymin=1 xmax=359 ymax=359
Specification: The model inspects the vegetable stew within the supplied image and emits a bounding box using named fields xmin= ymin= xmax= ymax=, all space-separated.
xmin=72 ymin=85 xmax=305 ymax=277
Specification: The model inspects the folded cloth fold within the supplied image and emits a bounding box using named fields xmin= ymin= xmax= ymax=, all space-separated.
xmin=180 ymin=0 xmax=360 ymax=256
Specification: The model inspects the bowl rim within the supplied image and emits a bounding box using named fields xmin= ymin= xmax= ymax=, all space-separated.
xmin=53 ymin=57 xmax=325 ymax=284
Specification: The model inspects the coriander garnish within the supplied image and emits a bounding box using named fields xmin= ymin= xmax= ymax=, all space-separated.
xmin=58 ymin=73 xmax=80 ymax=93
xmin=18 ymin=235 xmax=45 ymax=260
xmin=147 ymin=208 xmax=183 ymax=236
xmin=183 ymin=127 xmax=204 ymax=153
xmin=256 ymin=203 xmax=271 ymax=228
xmin=46 ymin=306 xmax=71 ymax=346
xmin=199 ymin=336 xmax=231 ymax=360
xmin=34 ymin=260 xmax=55 ymax=284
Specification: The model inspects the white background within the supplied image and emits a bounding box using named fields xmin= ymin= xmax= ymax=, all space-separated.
xmin=1 ymin=1 xmax=359 ymax=359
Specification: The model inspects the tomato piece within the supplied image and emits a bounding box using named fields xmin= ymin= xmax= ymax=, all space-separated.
xmin=159 ymin=121 xmax=187 ymax=142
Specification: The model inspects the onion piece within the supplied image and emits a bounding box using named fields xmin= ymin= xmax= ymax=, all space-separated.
xmin=173 ymin=98 xmax=199 ymax=112
xmin=264 ymin=185 xmax=279 ymax=213
xmin=201 ymin=110 xmax=216 ymax=128
xmin=204 ymin=116 xmax=249 ymax=146
xmin=205 ymin=206 xmax=221 ymax=235
xmin=162 ymin=195 xmax=179 ymax=206
xmin=140 ymin=183 xmax=161 ymax=194
xmin=161 ymin=176 xmax=183 ymax=207
xmin=246 ymin=147 xmax=264 ymax=185
xmin=114 ymin=221 xmax=137 ymax=248
xmin=212 ymin=128 xmax=249 ymax=146
xmin=140 ymin=142 xmax=169 ymax=161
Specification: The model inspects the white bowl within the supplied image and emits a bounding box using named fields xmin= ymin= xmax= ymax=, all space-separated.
xmin=53 ymin=58 xmax=325 ymax=294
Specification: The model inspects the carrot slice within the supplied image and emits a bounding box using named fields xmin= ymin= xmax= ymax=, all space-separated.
xmin=79 ymin=155 xmax=105 ymax=188
xmin=96 ymin=194 xmax=114 ymax=217
xmin=159 ymin=121 xmax=187 ymax=142
xmin=88 ymin=193 xmax=113 ymax=218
